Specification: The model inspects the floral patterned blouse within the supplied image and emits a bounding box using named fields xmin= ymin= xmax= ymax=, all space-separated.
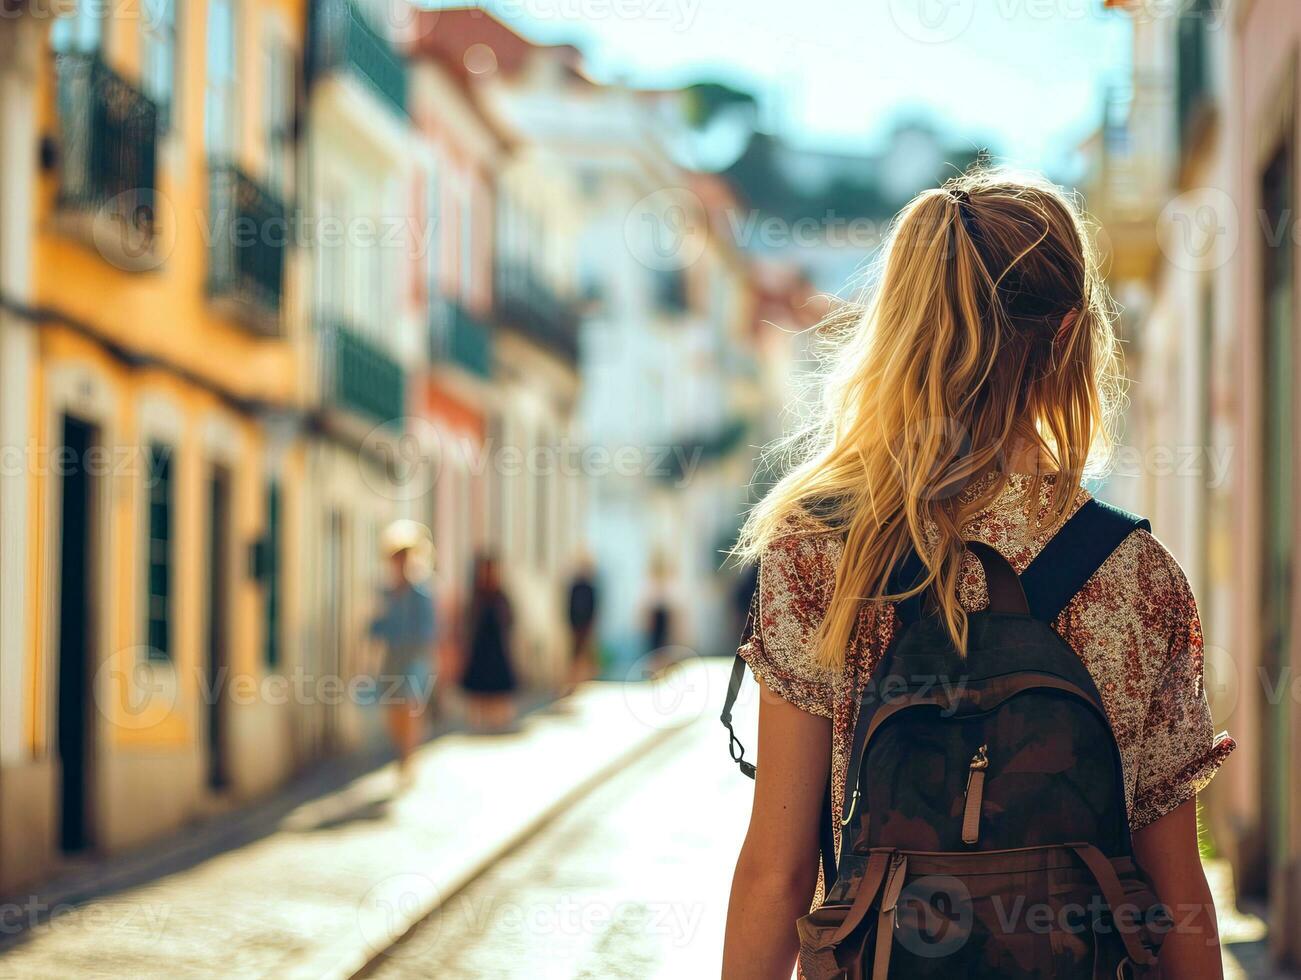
xmin=739 ymin=473 xmax=1235 ymax=870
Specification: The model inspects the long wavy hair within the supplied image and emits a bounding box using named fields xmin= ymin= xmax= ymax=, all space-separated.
xmin=737 ymin=169 xmax=1123 ymax=664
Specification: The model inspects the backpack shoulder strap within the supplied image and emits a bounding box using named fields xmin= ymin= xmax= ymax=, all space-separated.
xmin=720 ymin=647 xmax=839 ymax=887
xmin=1019 ymin=497 xmax=1151 ymax=623
xmin=720 ymin=651 xmax=756 ymax=778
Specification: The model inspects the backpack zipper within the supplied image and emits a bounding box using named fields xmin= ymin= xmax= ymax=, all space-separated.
xmin=961 ymin=744 xmax=989 ymax=846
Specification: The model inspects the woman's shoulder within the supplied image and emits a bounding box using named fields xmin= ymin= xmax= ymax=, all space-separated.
xmin=757 ymin=512 xmax=846 ymax=620
xmin=1094 ymin=525 xmax=1194 ymax=609
xmin=736 ymin=515 xmax=849 ymax=711
xmin=1062 ymin=522 xmax=1202 ymax=677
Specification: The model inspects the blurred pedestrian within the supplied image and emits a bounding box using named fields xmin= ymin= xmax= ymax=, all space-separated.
xmin=462 ymin=553 xmax=517 ymax=731
xmin=369 ymin=520 xmax=437 ymax=788
xmin=641 ymin=551 xmax=680 ymax=676
xmin=565 ymin=553 xmax=600 ymax=693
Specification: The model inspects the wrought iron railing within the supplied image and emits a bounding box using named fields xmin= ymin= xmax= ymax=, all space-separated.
xmin=309 ymin=0 xmax=407 ymax=116
xmin=430 ymin=297 xmax=494 ymax=378
xmin=494 ymin=262 xmax=580 ymax=361
xmin=55 ymin=52 xmax=159 ymax=257
xmin=207 ymin=163 xmax=287 ymax=333
xmin=320 ymin=321 xmax=406 ymax=427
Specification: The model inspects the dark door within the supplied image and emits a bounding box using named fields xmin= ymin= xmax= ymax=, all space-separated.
xmin=1258 ymin=142 xmax=1294 ymax=898
xmin=57 ymin=415 xmax=97 ymax=853
xmin=206 ymin=466 xmax=233 ymax=789
xmin=324 ymin=509 xmax=345 ymax=751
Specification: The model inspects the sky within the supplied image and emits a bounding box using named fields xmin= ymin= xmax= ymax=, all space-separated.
xmin=423 ymin=0 xmax=1134 ymax=172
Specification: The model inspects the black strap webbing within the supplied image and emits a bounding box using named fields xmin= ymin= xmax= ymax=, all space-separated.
xmin=893 ymin=497 xmax=1149 ymax=626
xmin=720 ymin=648 xmax=838 ymax=886
xmin=1019 ymin=498 xmax=1150 ymax=621
xmin=720 ymin=652 xmax=755 ymax=778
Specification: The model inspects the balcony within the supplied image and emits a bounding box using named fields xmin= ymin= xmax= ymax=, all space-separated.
xmin=320 ymin=321 xmax=406 ymax=428
xmin=53 ymin=52 xmax=160 ymax=270
xmin=1091 ymin=77 xmax=1176 ymax=281
xmin=656 ymin=417 xmax=751 ymax=484
xmin=494 ymin=263 xmax=580 ymax=362
xmin=308 ymin=0 xmax=407 ymax=117
xmin=207 ymin=164 xmax=288 ymax=335
xmin=431 ymin=298 xmax=493 ymax=378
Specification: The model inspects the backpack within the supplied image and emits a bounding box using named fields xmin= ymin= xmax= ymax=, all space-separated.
xmin=721 ymin=499 xmax=1169 ymax=979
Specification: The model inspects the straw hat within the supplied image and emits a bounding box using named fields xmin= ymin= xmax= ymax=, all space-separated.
xmin=380 ymin=519 xmax=434 ymax=581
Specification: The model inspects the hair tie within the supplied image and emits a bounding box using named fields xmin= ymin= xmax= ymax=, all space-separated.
xmin=951 ymin=189 xmax=980 ymax=241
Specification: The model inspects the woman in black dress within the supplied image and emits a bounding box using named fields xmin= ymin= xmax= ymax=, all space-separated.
xmin=461 ymin=554 xmax=517 ymax=731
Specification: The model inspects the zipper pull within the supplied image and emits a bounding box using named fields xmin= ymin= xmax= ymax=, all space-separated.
xmin=962 ymin=744 xmax=988 ymax=846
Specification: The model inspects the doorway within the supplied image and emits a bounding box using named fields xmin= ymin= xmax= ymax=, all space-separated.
xmin=56 ymin=414 xmax=98 ymax=853
xmin=1258 ymin=141 xmax=1294 ymax=898
xmin=322 ymin=508 xmax=347 ymax=752
xmin=205 ymin=465 xmax=233 ymax=790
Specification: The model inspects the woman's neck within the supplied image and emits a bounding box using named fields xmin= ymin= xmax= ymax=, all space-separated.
xmin=1005 ymin=440 xmax=1052 ymax=476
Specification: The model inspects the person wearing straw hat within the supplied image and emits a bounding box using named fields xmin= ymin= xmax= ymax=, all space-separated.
xmin=369 ymin=519 xmax=438 ymax=786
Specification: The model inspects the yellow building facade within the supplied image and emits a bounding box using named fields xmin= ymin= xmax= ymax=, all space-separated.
xmin=1 ymin=0 xmax=307 ymax=892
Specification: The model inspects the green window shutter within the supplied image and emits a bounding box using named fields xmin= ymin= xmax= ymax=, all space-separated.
xmin=264 ymin=480 xmax=282 ymax=669
xmin=146 ymin=443 xmax=173 ymax=661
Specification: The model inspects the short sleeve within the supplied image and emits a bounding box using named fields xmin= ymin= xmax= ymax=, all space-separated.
xmin=1130 ymin=557 xmax=1235 ymax=830
xmin=737 ymin=532 xmax=839 ymax=719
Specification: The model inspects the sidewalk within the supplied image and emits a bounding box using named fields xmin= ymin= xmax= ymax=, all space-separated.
xmin=0 ymin=661 xmax=722 ymax=980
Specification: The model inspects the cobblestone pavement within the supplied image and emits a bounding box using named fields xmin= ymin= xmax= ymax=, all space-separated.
xmin=1 ymin=655 xmax=1290 ymax=979
xmin=372 ymin=707 xmax=1291 ymax=980
xmin=367 ymin=707 xmax=752 ymax=978
xmin=0 ymin=665 xmax=720 ymax=980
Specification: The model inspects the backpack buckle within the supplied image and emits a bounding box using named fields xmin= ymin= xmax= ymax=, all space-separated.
xmin=727 ymin=729 xmax=756 ymax=779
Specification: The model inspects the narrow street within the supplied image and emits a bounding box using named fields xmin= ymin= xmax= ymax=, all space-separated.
xmin=367 ymin=704 xmax=1285 ymax=980
xmin=366 ymin=700 xmax=752 ymax=979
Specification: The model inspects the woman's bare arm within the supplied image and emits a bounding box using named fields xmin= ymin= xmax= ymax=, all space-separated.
xmin=1132 ymin=797 xmax=1223 ymax=980
xmin=722 ymin=680 xmax=831 ymax=980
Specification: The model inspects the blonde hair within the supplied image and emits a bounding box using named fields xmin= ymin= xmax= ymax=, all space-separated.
xmin=737 ymin=169 xmax=1123 ymax=664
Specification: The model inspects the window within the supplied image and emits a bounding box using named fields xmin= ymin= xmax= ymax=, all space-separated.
xmin=51 ymin=5 xmax=104 ymax=54
xmin=141 ymin=0 xmax=178 ymax=130
xmin=145 ymin=444 xmax=174 ymax=661
xmin=1175 ymin=0 xmax=1216 ymax=146
xmin=534 ymin=429 xmax=550 ymax=572
xmin=263 ymin=28 xmax=294 ymax=196
xmin=264 ymin=480 xmax=282 ymax=669
xmin=459 ymin=179 xmax=474 ymax=303
xmin=425 ymin=159 xmax=442 ymax=302
xmin=206 ymin=0 xmax=239 ymax=159
xmin=317 ymin=186 xmax=346 ymax=323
